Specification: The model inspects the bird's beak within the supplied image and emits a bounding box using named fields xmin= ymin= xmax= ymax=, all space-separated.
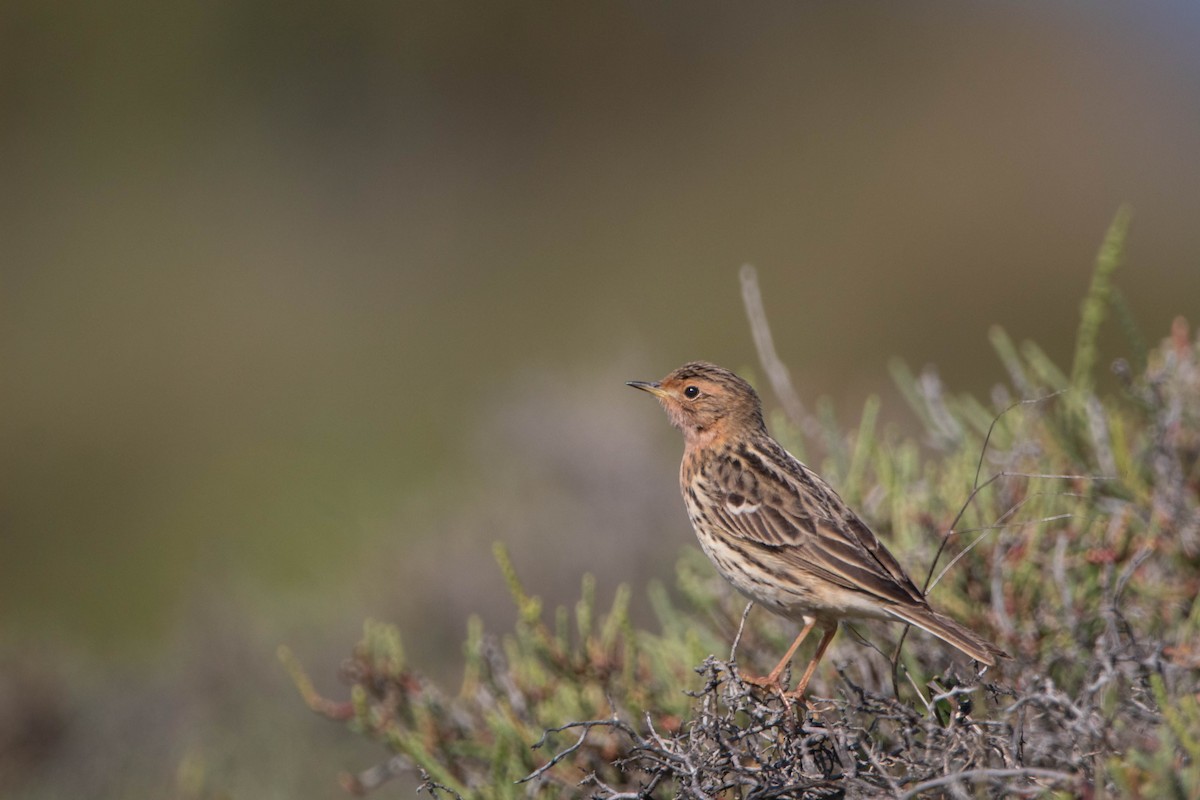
xmin=626 ymin=380 xmax=668 ymax=398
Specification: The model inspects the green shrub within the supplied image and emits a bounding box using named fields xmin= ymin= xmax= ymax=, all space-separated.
xmin=285 ymin=212 xmax=1200 ymax=798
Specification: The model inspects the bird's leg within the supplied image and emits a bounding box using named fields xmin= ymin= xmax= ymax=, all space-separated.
xmin=786 ymin=625 xmax=838 ymax=700
xmin=741 ymin=617 xmax=818 ymax=694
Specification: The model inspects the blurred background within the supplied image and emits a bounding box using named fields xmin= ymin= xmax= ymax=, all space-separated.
xmin=3 ymin=2 xmax=1199 ymax=797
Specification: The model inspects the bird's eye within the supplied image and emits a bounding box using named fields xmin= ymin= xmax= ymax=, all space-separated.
xmin=683 ymin=386 xmax=700 ymax=399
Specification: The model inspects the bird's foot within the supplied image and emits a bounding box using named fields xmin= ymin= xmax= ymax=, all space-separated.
xmin=738 ymin=669 xmax=808 ymax=711
xmin=739 ymin=670 xmax=784 ymax=692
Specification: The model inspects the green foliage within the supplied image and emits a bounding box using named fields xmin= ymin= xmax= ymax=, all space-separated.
xmin=1071 ymin=205 xmax=1131 ymax=393
xmin=287 ymin=219 xmax=1200 ymax=797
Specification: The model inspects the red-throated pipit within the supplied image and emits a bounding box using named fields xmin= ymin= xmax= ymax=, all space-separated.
xmin=629 ymin=362 xmax=1008 ymax=699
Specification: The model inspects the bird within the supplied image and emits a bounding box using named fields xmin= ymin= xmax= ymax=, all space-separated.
xmin=628 ymin=361 xmax=1008 ymax=700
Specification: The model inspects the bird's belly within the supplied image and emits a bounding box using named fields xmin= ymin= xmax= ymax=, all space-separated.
xmin=692 ymin=525 xmax=896 ymax=624
xmin=692 ymin=525 xmax=812 ymax=618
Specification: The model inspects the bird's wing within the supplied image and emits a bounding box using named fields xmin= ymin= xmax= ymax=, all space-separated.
xmin=702 ymin=439 xmax=927 ymax=607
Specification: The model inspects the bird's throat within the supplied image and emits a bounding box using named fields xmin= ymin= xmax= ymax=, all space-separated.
xmin=681 ymin=423 xmax=722 ymax=450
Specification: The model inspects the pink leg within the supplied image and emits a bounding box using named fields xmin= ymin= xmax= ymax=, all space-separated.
xmin=787 ymin=625 xmax=838 ymax=700
xmin=741 ymin=617 xmax=819 ymax=692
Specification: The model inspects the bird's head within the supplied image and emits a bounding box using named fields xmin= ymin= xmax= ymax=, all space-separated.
xmin=627 ymin=361 xmax=766 ymax=447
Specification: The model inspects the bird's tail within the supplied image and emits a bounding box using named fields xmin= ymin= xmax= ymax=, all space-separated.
xmin=887 ymin=605 xmax=1009 ymax=666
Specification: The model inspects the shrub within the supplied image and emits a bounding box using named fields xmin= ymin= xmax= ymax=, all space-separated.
xmin=284 ymin=211 xmax=1200 ymax=798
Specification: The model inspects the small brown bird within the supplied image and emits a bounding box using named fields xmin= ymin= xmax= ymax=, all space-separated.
xmin=629 ymin=362 xmax=1007 ymax=699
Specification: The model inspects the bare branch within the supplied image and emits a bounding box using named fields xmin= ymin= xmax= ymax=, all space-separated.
xmin=739 ymin=264 xmax=810 ymax=433
xmin=519 ymin=718 xmax=636 ymax=784
xmin=897 ymin=767 xmax=1076 ymax=799
xmin=730 ymin=601 xmax=754 ymax=660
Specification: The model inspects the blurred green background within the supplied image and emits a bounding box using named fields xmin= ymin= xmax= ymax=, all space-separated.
xmin=3 ymin=2 xmax=1199 ymax=797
